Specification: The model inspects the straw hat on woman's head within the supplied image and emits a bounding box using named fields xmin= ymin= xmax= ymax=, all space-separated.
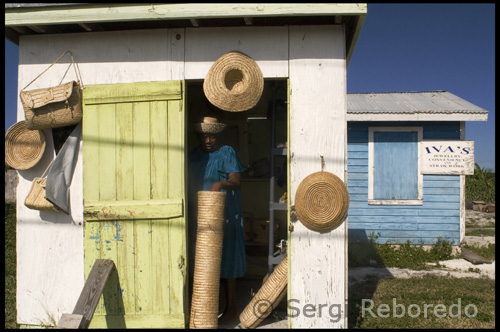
xmin=203 ymin=50 xmax=264 ymax=112
xmin=194 ymin=116 xmax=227 ymax=134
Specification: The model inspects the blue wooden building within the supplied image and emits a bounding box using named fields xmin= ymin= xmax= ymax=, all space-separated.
xmin=346 ymin=91 xmax=488 ymax=245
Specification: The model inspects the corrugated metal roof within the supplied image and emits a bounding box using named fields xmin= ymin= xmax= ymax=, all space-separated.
xmin=346 ymin=91 xmax=487 ymax=114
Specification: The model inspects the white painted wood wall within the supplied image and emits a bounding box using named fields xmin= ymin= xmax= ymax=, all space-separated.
xmin=16 ymin=25 xmax=347 ymax=328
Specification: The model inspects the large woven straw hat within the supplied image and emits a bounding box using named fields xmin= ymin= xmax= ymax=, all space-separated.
xmin=194 ymin=116 xmax=227 ymax=134
xmin=5 ymin=120 xmax=46 ymax=170
xmin=294 ymin=171 xmax=349 ymax=233
xmin=203 ymin=50 xmax=264 ymax=112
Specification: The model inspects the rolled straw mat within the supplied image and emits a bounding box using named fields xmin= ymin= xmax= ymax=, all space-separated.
xmin=203 ymin=50 xmax=264 ymax=112
xmin=240 ymin=255 xmax=288 ymax=329
xmin=5 ymin=120 xmax=46 ymax=170
xmin=294 ymin=171 xmax=349 ymax=233
xmin=189 ymin=191 xmax=226 ymax=329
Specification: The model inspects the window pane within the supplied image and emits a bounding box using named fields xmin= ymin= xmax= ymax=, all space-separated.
xmin=373 ymin=131 xmax=418 ymax=200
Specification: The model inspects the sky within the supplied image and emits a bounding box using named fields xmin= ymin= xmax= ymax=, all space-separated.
xmin=346 ymin=3 xmax=495 ymax=172
xmin=4 ymin=3 xmax=495 ymax=171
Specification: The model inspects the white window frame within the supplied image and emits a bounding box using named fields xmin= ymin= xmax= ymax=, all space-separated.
xmin=368 ymin=126 xmax=423 ymax=205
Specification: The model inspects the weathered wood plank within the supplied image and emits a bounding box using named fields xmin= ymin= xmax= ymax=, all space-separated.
xmin=57 ymin=314 xmax=84 ymax=329
xmin=71 ymin=259 xmax=114 ymax=329
xmin=185 ymin=26 xmax=289 ymax=79
xmin=461 ymin=248 xmax=492 ymax=264
xmin=83 ymin=81 xmax=182 ymax=105
xmin=166 ymin=99 xmax=186 ymax=315
xmin=83 ymin=199 xmax=183 ymax=221
xmin=6 ymin=3 xmax=367 ymax=26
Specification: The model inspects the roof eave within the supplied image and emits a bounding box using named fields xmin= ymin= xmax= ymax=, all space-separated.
xmin=5 ymin=3 xmax=367 ymax=60
xmin=346 ymin=112 xmax=488 ymax=122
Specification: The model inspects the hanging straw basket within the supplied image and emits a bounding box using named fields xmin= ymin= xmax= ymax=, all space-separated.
xmin=5 ymin=120 xmax=46 ymax=170
xmin=294 ymin=171 xmax=349 ymax=233
xmin=189 ymin=191 xmax=226 ymax=329
xmin=19 ymin=51 xmax=84 ymax=130
xmin=24 ymin=177 xmax=58 ymax=212
xmin=203 ymin=50 xmax=264 ymax=112
xmin=240 ymin=255 xmax=288 ymax=329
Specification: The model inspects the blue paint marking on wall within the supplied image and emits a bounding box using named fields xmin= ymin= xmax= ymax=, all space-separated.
xmin=347 ymin=121 xmax=461 ymax=245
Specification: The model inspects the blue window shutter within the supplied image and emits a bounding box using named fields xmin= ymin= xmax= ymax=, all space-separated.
xmin=373 ymin=131 xmax=418 ymax=200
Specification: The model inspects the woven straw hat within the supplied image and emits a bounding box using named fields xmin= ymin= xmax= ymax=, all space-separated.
xmin=294 ymin=171 xmax=349 ymax=233
xmin=5 ymin=120 xmax=46 ymax=170
xmin=203 ymin=50 xmax=264 ymax=112
xmin=194 ymin=116 xmax=227 ymax=134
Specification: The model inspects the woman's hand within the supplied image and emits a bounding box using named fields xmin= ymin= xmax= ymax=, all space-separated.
xmin=209 ymin=173 xmax=241 ymax=192
xmin=210 ymin=181 xmax=224 ymax=192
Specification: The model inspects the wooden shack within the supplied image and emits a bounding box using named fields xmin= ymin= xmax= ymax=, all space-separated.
xmin=346 ymin=91 xmax=488 ymax=245
xmin=5 ymin=3 xmax=366 ymax=328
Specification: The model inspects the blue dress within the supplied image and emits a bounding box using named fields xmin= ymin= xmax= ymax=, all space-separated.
xmin=188 ymin=145 xmax=247 ymax=279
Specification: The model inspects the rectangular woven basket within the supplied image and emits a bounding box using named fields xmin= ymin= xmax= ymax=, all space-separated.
xmin=20 ymin=81 xmax=83 ymax=130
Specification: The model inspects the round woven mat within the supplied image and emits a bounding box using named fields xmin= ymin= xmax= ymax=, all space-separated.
xmin=294 ymin=171 xmax=349 ymax=233
xmin=240 ymin=255 xmax=288 ymax=329
xmin=190 ymin=191 xmax=226 ymax=329
xmin=203 ymin=50 xmax=264 ymax=112
xmin=5 ymin=120 xmax=46 ymax=170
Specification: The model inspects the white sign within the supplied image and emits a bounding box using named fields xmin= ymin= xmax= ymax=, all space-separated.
xmin=421 ymin=141 xmax=474 ymax=175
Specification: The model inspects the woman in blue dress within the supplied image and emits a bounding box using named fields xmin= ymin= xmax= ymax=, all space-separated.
xmin=188 ymin=116 xmax=246 ymax=324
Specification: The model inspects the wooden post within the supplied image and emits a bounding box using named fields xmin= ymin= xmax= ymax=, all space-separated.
xmin=57 ymin=259 xmax=114 ymax=329
xmin=288 ymin=25 xmax=348 ymax=328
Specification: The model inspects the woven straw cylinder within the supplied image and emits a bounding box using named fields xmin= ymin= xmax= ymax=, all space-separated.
xmin=189 ymin=191 xmax=226 ymax=329
xmin=240 ymin=255 xmax=288 ymax=329
xmin=294 ymin=171 xmax=349 ymax=233
xmin=5 ymin=120 xmax=46 ymax=170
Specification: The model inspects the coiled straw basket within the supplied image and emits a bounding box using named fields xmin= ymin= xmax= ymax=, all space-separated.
xmin=294 ymin=171 xmax=349 ymax=233
xmin=189 ymin=191 xmax=226 ymax=329
xmin=240 ymin=255 xmax=288 ymax=329
xmin=5 ymin=120 xmax=46 ymax=170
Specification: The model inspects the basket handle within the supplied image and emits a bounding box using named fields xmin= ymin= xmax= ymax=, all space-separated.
xmin=40 ymin=159 xmax=55 ymax=179
xmin=21 ymin=51 xmax=84 ymax=92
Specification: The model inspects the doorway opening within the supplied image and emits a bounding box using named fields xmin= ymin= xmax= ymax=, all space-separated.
xmin=185 ymin=79 xmax=289 ymax=324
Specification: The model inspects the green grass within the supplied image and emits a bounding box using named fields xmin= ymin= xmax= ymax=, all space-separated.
xmin=348 ymin=275 xmax=495 ymax=328
xmin=349 ymin=234 xmax=456 ymax=270
xmin=466 ymin=228 xmax=495 ymax=237
xmin=5 ymin=203 xmax=19 ymax=329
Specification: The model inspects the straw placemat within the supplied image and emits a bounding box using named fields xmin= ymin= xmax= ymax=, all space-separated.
xmin=294 ymin=171 xmax=349 ymax=233
xmin=203 ymin=50 xmax=264 ymax=112
xmin=5 ymin=120 xmax=46 ymax=170
xmin=240 ymin=255 xmax=288 ymax=329
xmin=189 ymin=191 xmax=226 ymax=329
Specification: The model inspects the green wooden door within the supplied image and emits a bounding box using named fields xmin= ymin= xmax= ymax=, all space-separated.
xmin=82 ymin=81 xmax=186 ymax=328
